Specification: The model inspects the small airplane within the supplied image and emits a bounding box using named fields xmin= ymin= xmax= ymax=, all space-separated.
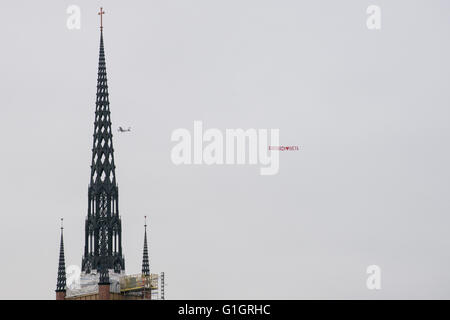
xmin=117 ymin=126 xmax=131 ymax=133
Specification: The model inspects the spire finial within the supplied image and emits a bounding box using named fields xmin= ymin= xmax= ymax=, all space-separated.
xmin=60 ymin=218 xmax=64 ymax=231
xmin=98 ymin=7 xmax=105 ymax=30
xmin=144 ymin=215 xmax=147 ymax=229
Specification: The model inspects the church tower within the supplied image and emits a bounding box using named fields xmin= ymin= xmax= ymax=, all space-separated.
xmin=54 ymin=8 xmax=164 ymax=300
xmin=81 ymin=7 xmax=125 ymax=275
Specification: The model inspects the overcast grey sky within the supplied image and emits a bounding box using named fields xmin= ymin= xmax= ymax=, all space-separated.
xmin=1 ymin=0 xmax=450 ymax=299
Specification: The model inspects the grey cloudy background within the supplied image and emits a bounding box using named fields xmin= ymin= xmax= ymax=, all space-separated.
xmin=1 ymin=0 xmax=450 ymax=299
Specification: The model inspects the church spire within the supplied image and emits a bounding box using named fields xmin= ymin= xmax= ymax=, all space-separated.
xmin=82 ymin=8 xmax=125 ymax=275
xmin=56 ymin=219 xmax=66 ymax=298
xmin=90 ymin=8 xmax=116 ymax=190
xmin=142 ymin=216 xmax=150 ymax=276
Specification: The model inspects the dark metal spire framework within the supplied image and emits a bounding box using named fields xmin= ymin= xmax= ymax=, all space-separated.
xmin=98 ymin=225 xmax=110 ymax=284
xmin=56 ymin=219 xmax=67 ymax=292
xmin=82 ymin=13 xmax=125 ymax=274
xmin=142 ymin=216 xmax=150 ymax=276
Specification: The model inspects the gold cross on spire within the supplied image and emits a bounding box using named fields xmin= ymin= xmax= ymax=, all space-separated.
xmin=98 ymin=7 xmax=105 ymax=29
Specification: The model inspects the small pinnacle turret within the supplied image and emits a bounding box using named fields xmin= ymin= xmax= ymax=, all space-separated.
xmin=142 ymin=216 xmax=150 ymax=276
xmin=56 ymin=219 xmax=66 ymax=295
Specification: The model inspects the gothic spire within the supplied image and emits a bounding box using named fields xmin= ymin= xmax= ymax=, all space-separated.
xmin=90 ymin=17 xmax=116 ymax=190
xmin=82 ymin=8 xmax=125 ymax=274
xmin=142 ymin=216 xmax=150 ymax=276
xmin=56 ymin=218 xmax=66 ymax=292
